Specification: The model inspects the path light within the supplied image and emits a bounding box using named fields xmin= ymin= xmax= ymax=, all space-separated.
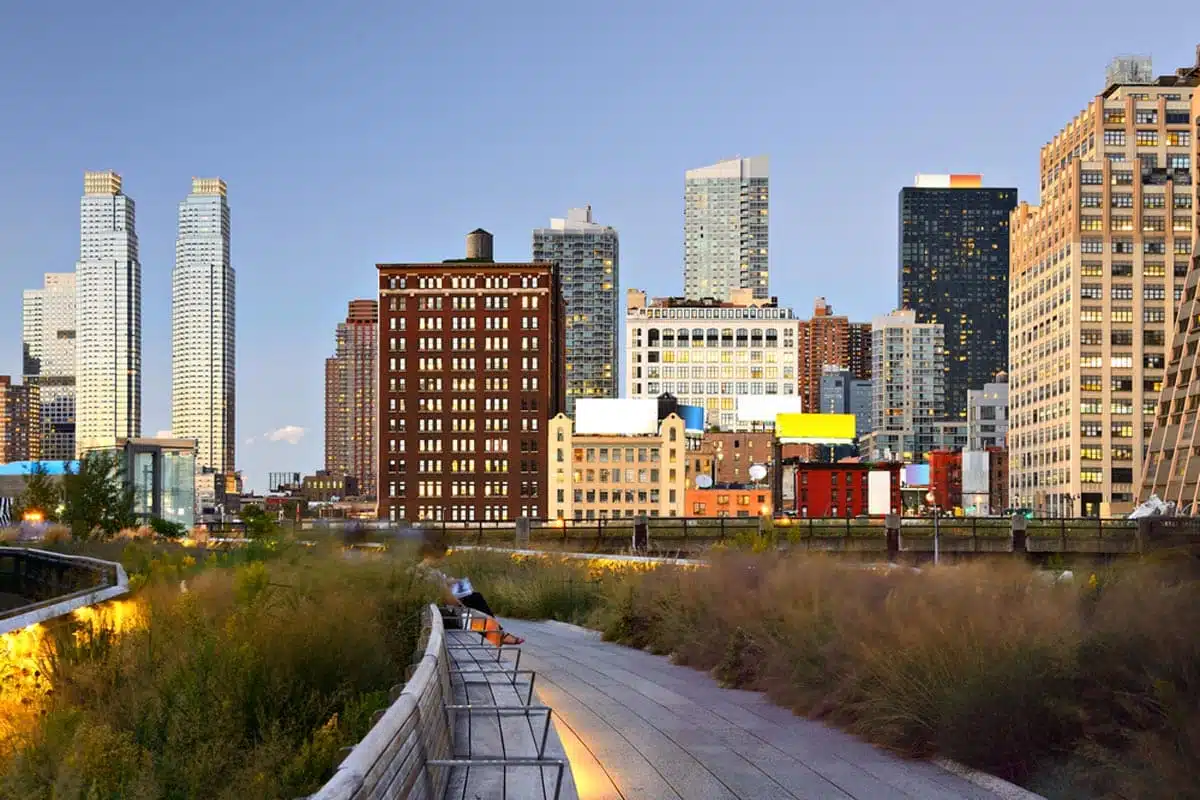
xmin=925 ymin=491 xmax=940 ymax=565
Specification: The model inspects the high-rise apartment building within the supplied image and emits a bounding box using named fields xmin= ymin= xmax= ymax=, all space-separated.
xmin=171 ymin=178 xmax=235 ymax=472
xmin=22 ymin=273 xmax=77 ymax=459
xmin=1137 ymin=47 xmax=1200 ymax=511
xmin=899 ymin=175 xmax=1017 ymax=419
xmin=684 ymin=156 xmax=769 ymax=302
xmin=819 ymin=366 xmax=872 ymax=437
xmin=1010 ymin=51 xmax=1199 ymax=517
xmin=624 ymin=289 xmax=799 ymax=429
xmin=75 ymin=170 xmax=140 ymax=454
xmin=325 ymin=300 xmax=378 ymax=499
xmin=862 ymin=309 xmax=945 ymax=462
xmin=376 ymin=230 xmax=565 ymax=522
xmin=532 ymin=206 xmax=618 ymax=416
xmin=0 ymin=377 xmax=40 ymax=463
xmin=967 ymin=375 xmax=1009 ymax=450
xmin=797 ymin=298 xmax=872 ymax=412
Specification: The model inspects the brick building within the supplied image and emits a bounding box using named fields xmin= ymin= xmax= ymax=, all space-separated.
xmin=786 ymin=462 xmax=901 ymax=518
xmin=325 ymin=300 xmax=377 ymax=498
xmin=0 ymin=376 xmax=40 ymax=463
xmin=376 ymin=230 xmax=565 ymax=522
xmin=928 ymin=450 xmax=963 ymax=510
xmin=797 ymin=298 xmax=871 ymax=413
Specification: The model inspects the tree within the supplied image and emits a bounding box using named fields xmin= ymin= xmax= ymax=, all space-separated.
xmin=239 ymin=505 xmax=276 ymax=538
xmin=60 ymin=451 xmax=137 ymax=540
xmin=17 ymin=462 xmax=62 ymax=522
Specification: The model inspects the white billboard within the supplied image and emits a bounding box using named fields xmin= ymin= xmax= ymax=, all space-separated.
xmin=867 ymin=470 xmax=892 ymax=515
xmin=962 ymin=451 xmax=990 ymax=495
xmin=574 ymin=399 xmax=659 ymax=436
xmin=736 ymin=395 xmax=803 ymax=423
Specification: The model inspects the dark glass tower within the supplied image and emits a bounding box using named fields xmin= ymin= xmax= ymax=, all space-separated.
xmin=899 ymin=177 xmax=1017 ymax=420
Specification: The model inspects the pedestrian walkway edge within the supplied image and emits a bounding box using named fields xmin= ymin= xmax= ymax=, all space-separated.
xmin=932 ymin=758 xmax=1047 ymax=800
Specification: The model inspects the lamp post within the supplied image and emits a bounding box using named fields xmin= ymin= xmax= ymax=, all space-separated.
xmin=925 ymin=490 xmax=940 ymax=566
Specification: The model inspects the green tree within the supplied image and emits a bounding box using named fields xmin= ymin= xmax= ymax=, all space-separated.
xmin=239 ymin=505 xmax=276 ymax=538
xmin=61 ymin=452 xmax=137 ymax=540
xmin=17 ymin=462 xmax=63 ymax=522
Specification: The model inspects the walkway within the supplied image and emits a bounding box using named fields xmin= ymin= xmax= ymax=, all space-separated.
xmin=501 ymin=618 xmax=1022 ymax=800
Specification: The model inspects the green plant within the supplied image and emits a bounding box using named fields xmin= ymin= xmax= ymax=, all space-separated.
xmin=60 ymin=452 xmax=136 ymax=540
xmin=239 ymin=505 xmax=276 ymax=538
xmin=17 ymin=461 xmax=62 ymax=522
xmin=147 ymin=517 xmax=186 ymax=539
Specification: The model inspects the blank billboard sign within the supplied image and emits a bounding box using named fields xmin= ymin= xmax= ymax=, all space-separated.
xmin=575 ymin=399 xmax=659 ymax=435
xmin=736 ymin=395 xmax=803 ymax=423
xmin=868 ymin=471 xmax=892 ymax=515
xmin=775 ymin=413 xmax=855 ymax=443
xmin=962 ymin=450 xmax=990 ymax=495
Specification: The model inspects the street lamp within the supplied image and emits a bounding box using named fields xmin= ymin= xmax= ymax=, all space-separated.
xmin=925 ymin=490 xmax=940 ymax=566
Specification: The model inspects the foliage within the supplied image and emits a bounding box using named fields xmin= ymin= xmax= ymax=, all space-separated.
xmin=0 ymin=552 xmax=436 ymax=798
xmin=147 ymin=517 xmax=185 ymax=539
xmin=239 ymin=505 xmax=276 ymax=538
xmin=17 ymin=462 xmax=62 ymax=522
xmin=60 ymin=452 xmax=136 ymax=540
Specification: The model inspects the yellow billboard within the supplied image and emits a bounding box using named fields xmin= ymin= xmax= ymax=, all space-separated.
xmin=775 ymin=413 xmax=856 ymax=444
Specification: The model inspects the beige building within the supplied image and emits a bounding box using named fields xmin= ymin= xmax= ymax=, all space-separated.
xmin=1009 ymin=50 xmax=1199 ymax=517
xmin=548 ymin=412 xmax=688 ymax=520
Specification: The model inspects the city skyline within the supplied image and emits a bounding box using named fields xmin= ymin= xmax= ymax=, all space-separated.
xmin=2 ymin=5 xmax=1197 ymax=488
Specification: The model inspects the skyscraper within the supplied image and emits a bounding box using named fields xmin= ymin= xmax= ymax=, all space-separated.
xmin=1010 ymin=51 xmax=1199 ymax=517
xmin=684 ymin=156 xmax=769 ymax=302
xmin=532 ymin=206 xmax=618 ymax=416
xmin=22 ymin=273 xmax=77 ymax=459
xmin=376 ymin=230 xmax=566 ymax=523
xmin=171 ymin=178 xmax=235 ymax=472
xmin=76 ymin=170 xmax=140 ymax=455
xmin=862 ymin=309 xmax=945 ymax=463
xmin=899 ymin=174 xmax=1017 ymax=420
xmin=0 ymin=376 xmax=40 ymax=463
xmin=325 ymin=300 xmax=377 ymax=498
xmin=796 ymin=298 xmax=872 ymax=413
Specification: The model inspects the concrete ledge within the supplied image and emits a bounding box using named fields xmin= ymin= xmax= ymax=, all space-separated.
xmin=932 ymin=758 xmax=1047 ymax=800
xmin=0 ymin=547 xmax=129 ymax=635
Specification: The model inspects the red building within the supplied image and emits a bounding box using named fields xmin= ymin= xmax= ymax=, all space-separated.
xmin=988 ymin=447 xmax=1009 ymax=512
xmin=796 ymin=298 xmax=872 ymax=413
xmin=787 ymin=462 xmax=901 ymax=517
xmin=376 ymin=230 xmax=566 ymax=523
xmin=927 ymin=450 xmax=963 ymax=510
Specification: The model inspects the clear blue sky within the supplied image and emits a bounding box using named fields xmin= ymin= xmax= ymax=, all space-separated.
xmin=0 ymin=2 xmax=1195 ymax=489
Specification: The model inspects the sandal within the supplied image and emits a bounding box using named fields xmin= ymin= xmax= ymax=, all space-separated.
xmin=501 ymin=633 xmax=525 ymax=646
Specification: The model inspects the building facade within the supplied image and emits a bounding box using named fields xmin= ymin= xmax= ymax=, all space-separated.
xmin=684 ymin=156 xmax=769 ymax=301
xmin=75 ymin=170 xmax=140 ymax=455
xmin=325 ymin=300 xmax=377 ymax=498
xmin=819 ymin=366 xmax=872 ymax=437
xmin=0 ymin=377 xmax=40 ymax=463
xmin=547 ymin=412 xmax=688 ymax=520
xmin=1010 ymin=51 xmax=1199 ymax=517
xmin=532 ymin=206 xmax=618 ymax=416
xmin=863 ymin=309 xmax=945 ymax=462
xmin=967 ymin=374 xmax=1009 ymax=450
xmin=900 ymin=175 xmax=1017 ymax=420
xmin=376 ymin=230 xmax=566 ymax=523
xmin=171 ymin=178 xmax=235 ymax=472
xmin=22 ymin=273 xmax=76 ymax=459
xmin=1138 ymin=47 xmax=1200 ymax=511
xmin=797 ymin=298 xmax=872 ymax=412
xmin=102 ymin=437 xmax=196 ymax=529
xmin=686 ymin=486 xmax=773 ymax=518
xmin=783 ymin=463 xmax=901 ymax=518
xmin=625 ymin=289 xmax=799 ymax=429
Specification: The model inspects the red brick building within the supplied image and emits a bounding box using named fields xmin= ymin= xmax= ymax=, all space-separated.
xmin=927 ymin=450 xmax=963 ymax=510
xmin=796 ymin=298 xmax=871 ymax=413
xmin=787 ymin=462 xmax=901 ymax=518
xmin=376 ymin=230 xmax=565 ymax=522
xmin=988 ymin=447 xmax=1009 ymax=512
xmin=0 ymin=376 xmax=40 ymax=463
xmin=324 ymin=300 xmax=377 ymax=498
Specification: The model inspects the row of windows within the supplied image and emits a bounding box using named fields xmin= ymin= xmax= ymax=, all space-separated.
xmin=385 ymin=274 xmax=543 ymax=290
xmin=1080 ymin=216 xmax=1193 ymax=232
xmin=1080 ymin=239 xmax=1193 ymax=255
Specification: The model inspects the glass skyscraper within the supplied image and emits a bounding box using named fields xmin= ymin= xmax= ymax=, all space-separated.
xmin=533 ymin=206 xmax=618 ymax=416
xmin=684 ymin=156 xmax=769 ymax=302
xmin=899 ymin=175 xmax=1017 ymax=420
xmin=75 ymin=170 xmax=140 ymax=455
xmin=171 ymin=178 xmax=235 ymax=472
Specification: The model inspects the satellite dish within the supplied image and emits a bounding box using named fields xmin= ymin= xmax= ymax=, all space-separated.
xmin=696 ymin=474 xmax=714 ymax=489
xmin=748 ymin=464 xmax=768 ymax=481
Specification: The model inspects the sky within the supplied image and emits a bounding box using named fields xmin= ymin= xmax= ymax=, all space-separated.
xmin=0 ymin=2 xmax=1196 ymax=490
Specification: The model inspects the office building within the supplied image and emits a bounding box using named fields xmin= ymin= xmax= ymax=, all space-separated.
xmin=0 ymin=377 xmax=40 ymax=463
xmin=171 ymin=178 xmax=235 ymax=472
xmin=625 ymin=289 xmax=799 ymax=429
xmin=684 ymin=156 xmax=769 ymax=302
xmin=1138 ymin=47 xmax=1200 ymax=511
xmin=1010 ymin=50 xmax=1199 ymax=517
xmin=22 ymin=273 xmax=76 ymax=459
xmin=967 ymin=374 xmax=1009 ymax=450
xmin=325 ymin=300 xmax=378 ymax=498
xmin=99 ymin=437 xmax=195 ymax=529
xmin=862 ymin=309 xmax=945 ymax=462
xmin=819 ymin=366 xmax=872 ymax=437
xmin=75 ymin=170 xmax=140 ymax=455
xmin=900 ymin=175 xmax=1017 ymax=420
xmin=797 ymin=298 xmax=872 ymax=413
xmin=376 ymin=230 xmax=566 ymax=523
xmin=547 ymin=407 xmax=688 ymax=520
xmin=532 ymin=206 xmax=618 ymax=415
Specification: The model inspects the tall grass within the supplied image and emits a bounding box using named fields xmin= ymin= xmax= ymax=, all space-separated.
xmin=1 ymin=552 xmax=435 ymax=799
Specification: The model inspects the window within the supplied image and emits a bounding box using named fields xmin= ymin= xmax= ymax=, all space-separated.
xmin=1167 ymin=130 xmax=1191 ymax=147
xmin=1112 ymin=171 xmax=1134 ymax=186
xmin=1080 ymin=468 xmax=1103 ymax=484
xmin=1111 ymin=330 xmax=1133 ymax=346
xmin=1080 ymin=239 xmax=1104 ymax=253
xmin=1111 ymin=355 xmax=1133 ymax=368
xmin=1144 ymin=194 xmax=1166 ymax=209
xmin=1080 ymin=217 xmax=1103 ymax=231
xmin=1103 ymin=130 xmax=1126 ymax=146
xmin=1081 ymin=170 xmax=1103 ymax=185
xmin=1144 ymin=263 xmax=1166 ymax=277
xmin=1110 ymin=400 xmax=1133 ymax=415
xmin=1110 ymin=286 xmax=1133 ymax=300
xmin=1111 ymin=194 xmax=1134 ymax=208
xmin=1081 ymin=284 xmax=1104 ymax=299
xmin=1080 ymin=193 xmax=1103 ymax=208
xmin=1081 ymin=262 xmax=1104 ymax=277
xmin=1111 ymin=422 xmax=1134 ymax=438
xmin=1080 ymin=399 xmax=1102 ymax=415
xmin=1080 ymin=329 xmax=1103 ymax=345
xmin=1136 ymin=130 xmax=1159 ymax=147
xmin=1111 ymin=308 xmax=1134 ymax=323
xmin=1080 ymin=447 xmax=1103 ymax=461
xmin=1142 ymin=216 xmax=1165 ymax=232
xmin=1145 ymin=308 xmax=1166 ymax=323
xmin=1080 ymin=375 xmax=1102 ymax=392
xmin=1167 ymin=154 xmax=1191 ymax=170
xmin=1081 ymin=309 xmax=1104 ymax=322
xmin=1144 ymin=285 xmax=1166 ymax=300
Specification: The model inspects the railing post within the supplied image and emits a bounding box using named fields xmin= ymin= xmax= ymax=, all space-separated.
xmin=885 ymin=514 xmax=900 ymax=562
xmin=1011 ymin=514 xmax=1028 ymax=555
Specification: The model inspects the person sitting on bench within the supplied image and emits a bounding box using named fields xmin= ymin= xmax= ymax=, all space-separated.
xmin=418 ymin=541 xmax=524 ymax=646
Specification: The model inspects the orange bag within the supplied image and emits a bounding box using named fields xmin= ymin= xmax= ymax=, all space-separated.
xmin=468 ymin=614 xmax=505 ymax=647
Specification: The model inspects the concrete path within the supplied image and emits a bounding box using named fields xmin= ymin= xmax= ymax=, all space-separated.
xmin=502 ymin=618 xmax=1015 ymax=800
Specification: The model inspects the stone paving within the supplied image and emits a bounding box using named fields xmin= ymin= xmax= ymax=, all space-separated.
xmin=502 ymin=618 xmax=1016 ymax=800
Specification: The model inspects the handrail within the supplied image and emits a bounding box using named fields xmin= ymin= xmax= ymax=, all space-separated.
xmin=0 ymin=547 xmax=129 ymax=635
